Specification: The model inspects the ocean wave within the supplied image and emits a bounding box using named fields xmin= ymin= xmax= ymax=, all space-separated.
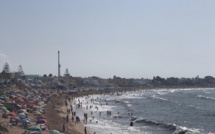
xmin=129 ymin=116 xmax=142 ymax=121
xmin=112 ymin=114 xmax=122 ymax=118
xmin=134 ymin=119 xmax=200 ymax=134
xmin=114 ymin=100 xmax=132 ymax=108
xmin=149 ymin=95 xmax=169 ymax=102
xmin=134 ymin=118 xmax=177 ymax=130
xmin=197 ymin=95 xmax=215 ymax=100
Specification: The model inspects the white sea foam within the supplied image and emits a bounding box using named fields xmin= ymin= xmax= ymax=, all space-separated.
xmin=197 ymin=95 xmax=215 ymax=100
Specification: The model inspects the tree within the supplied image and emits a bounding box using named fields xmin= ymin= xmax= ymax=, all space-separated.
xmin=2 ymin=62 xmax=10 ymax=73
xmin=48 ymin=73 xmax=53 ymax=78
xmin=64 ymin=68 xmax=70 ymax=77
xmin=43 ymin=74 xmax=47 ymax=77
xmin=18 ymin=65 xmax=24 ymax=76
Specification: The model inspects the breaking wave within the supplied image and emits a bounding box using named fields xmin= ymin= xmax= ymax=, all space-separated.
xmin=197 ymin=95 xmax=215 ymax=100
xmin=115 ymin=100 xmax=132 ymax=108
xmin=134 ymin=118 xmax=200 ymax=134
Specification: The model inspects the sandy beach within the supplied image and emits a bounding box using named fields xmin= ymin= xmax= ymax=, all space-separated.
xmin=0 ymin=88 xmax=92 ymax=134
xmin=45 ymin=94 xmax=90 ymax=134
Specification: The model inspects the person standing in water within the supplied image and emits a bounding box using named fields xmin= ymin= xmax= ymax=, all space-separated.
xmin=130 ymin=121 xmax=133 ymax=126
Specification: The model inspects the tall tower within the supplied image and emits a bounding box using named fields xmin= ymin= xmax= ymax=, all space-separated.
xmin=58 ymin=51 xmax=61 ymax=79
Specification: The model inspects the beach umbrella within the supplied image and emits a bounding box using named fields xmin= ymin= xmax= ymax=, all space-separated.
xmin=21 ymin=105 xmax=27 ymax=109
xmin=2 ymin=109 xmax=10 ymax=113
xmin=7 ymin=113 xmax=16 ymax=116
xmin=17 ymin=99 xmax=25 ymax=103
xmin=1 ymin=95 xmax=7 ymax=97
xmin=49 ymin=130 xmax=59 ymax=134
xmin=11 ymin=116 xmax=20 ymax=120
xmin=20 ymin=118 xmax=30 ymax=123
xmin=18 ymin=112 xmax=26 ymax=116
xmin=17 ymin=104 xmax=22 ymax=108
xmin=4 ymin=98 xmax=11 ymax=102
xmin=11 ymin=95 xmax=15 ymax=98
xmin=20 ymin=119 xmax=30 ymax=123
xmin=17 ymin=94 xmax=22 ymax=97
xmin=12 ymin=99 xmax=17 ymax=102
xmin=1 ymin=107 xmax=7 ymax=110
xmin=33 ymin=111 xmax=41 ymax=115
xmin=18 ymin=109 xmax=27 ymax=113
xmin=39 ymin=115 xmax=47 ymax=119
xmin=29 ymin=131 xmax=42 ymax=134
xmin=1 ymin=95 xmax=8 ymax=99
xmin=31 ymin=106 xmax=37 ymax=110
xmin=27 ymin=126 xmax=41 ymax=131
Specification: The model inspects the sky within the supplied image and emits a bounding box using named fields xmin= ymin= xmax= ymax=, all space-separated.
xmin=1 ymin=0 xmax=215 ymax=79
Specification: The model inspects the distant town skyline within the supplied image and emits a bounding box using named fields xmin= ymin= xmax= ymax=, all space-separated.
xmin=1 ymin=0 xmax=215 ymax=79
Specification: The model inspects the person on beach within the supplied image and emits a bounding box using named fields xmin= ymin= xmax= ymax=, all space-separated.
xmin=84 ymin=127 xmax=87 ymax=134
xmin=84 ymin=113 xmax=88 ymax=123
xmin=66 ymin=114 xmax=69 ymax=123
xmin=72 ymin=116 xmax=74 ymax=122
xmin=63 ymin=123 xmax=65 ymax=132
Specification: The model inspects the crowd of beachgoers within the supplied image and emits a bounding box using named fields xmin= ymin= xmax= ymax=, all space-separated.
xmin=0 ymin=87 xmax=89 ymax=134
xmin=0 ymin=86 xmax=138 ymax=134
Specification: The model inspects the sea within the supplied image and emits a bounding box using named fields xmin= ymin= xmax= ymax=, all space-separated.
xmin=73 ymin=88 xmax=215 ymax=134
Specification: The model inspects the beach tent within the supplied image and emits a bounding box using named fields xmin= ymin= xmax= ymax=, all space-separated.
xmin=27 ymin=126 xmax=41 ymax=131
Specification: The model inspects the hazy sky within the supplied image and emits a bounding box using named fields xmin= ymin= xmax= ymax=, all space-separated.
xmin=1 ymin=0 xmax=215 ymax=79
